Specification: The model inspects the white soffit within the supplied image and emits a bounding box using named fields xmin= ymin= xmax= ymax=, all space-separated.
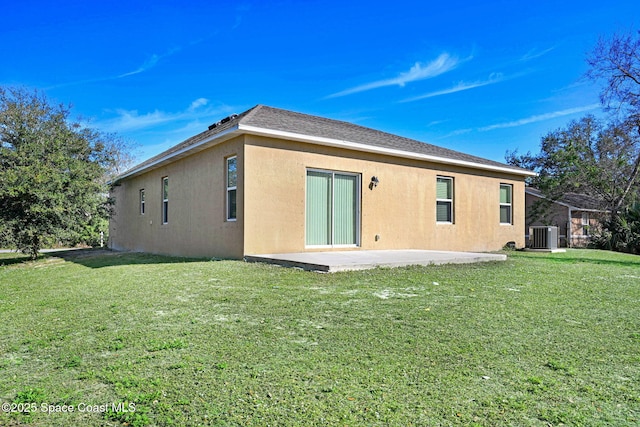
xmin=239 ymin=125 xmax=536 ymax=177
xmin=116 ymin=123 xmax=535 ymax=182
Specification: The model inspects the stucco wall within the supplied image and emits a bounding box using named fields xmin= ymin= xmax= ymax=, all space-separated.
xmin=243 ymin=136 xmax=526 ymax=254
xmin=111 ymin=134 xmax=527 ymax=258
xmin=109 ymin=137 xmax=244 ymax=258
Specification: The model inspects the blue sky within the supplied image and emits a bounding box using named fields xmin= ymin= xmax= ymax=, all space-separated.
xmin=2 ymin=1 xmax=639 ymax=164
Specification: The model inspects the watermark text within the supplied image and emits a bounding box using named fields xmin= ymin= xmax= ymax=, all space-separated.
xmin=2 ymin=401 xmax=136 ymax=414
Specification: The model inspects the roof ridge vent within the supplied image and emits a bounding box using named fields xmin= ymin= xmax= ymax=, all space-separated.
xmin=208 ymin=113 xmax=239 ymax=130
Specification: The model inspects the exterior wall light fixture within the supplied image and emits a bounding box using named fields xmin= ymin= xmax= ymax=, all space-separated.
xmin=369 ymin=176 xmax=379 ymax=190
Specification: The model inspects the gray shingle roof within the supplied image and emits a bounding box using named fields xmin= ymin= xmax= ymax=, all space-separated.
xmin=116 ymin=105 xmax=533 ymax=182
xmin=242 ymin=106 xmax=529 ymax=169
xmin=526 ymin=187 xmax=606 ymax=211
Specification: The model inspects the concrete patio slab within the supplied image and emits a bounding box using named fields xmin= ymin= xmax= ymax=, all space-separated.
xmin=245 ymin=249 xmax=507 ymax=272
xmin=524 ymin=248 xmax=567 ymax=253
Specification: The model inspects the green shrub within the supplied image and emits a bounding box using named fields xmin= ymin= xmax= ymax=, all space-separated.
xmin=591 ymin=203 xmax=640 ymax=254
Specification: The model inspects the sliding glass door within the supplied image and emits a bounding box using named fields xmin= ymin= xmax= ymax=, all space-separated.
xmin=306 ymin=170 xmax=359 ymax=247
xmin=306 ymin=171 xmax=332 ymax=246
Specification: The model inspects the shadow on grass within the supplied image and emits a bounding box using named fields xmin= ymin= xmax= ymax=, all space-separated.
xmin=55 ymin=248 xmax=212 ymax=268
xmin=1 ymin=248 xmax=211 ymax=269
xmin=542 ymin=256 xmax=640 ymax=268
xmin=516 ymin=250 xmax=640 ymax=268
xmin=0 ymin=252 xmax=31 ymax=267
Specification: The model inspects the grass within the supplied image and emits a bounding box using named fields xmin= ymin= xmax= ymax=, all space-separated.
xmin=0 ymin=248 xmax=638 ymax=426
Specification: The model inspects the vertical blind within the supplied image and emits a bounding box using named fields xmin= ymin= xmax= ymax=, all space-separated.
xmin=306 ymin=171 xmax=358 ymax=246
xmin=436 ymin=177 xmax=453 ymax=222
xmin=333 ymin=174 xmax=357 ymax=245
xmin=500 ymin=184 xmax=512 ymax=224
xmin=306 ymin=171 xmax=332 ymax=245
xmin=436 ymin=202 xmax=451 ymax=222
xmin=436 ymin=177 xmax=451 ymax=199
xmin=500 ymin=185 xmax=511 ymax=204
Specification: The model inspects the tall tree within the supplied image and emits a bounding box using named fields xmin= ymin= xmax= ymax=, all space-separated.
xmin=507 ymin=116 xmax=640 ymax=214
xmin=586 ymin=30 xmax=640 ymax=212
xmin=508 ymin=30 xmax=640 ymax=252
xmin=509 ymin=30 xmax=640 ymax=212
xmin=0 ymin=87 xmax=129 ymax=258
xmin=587 ymin=30 xmax=640 ymax=126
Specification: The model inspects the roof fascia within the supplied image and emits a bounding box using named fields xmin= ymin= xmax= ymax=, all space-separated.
xmin=115 ymin=121 xmax=536 ymax=183
xmin=114 ymin=125 xmax=241 ymax=182
xmin=576 ymin=208 xmax=609 ymax=213
xmin=239 ymin=124 xmax=536 ymax=177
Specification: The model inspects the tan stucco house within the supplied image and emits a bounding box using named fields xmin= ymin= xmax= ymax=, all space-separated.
xmin=109 ymin=105 xmax=535 ymax=258
xmin=525 ymin=187 xmax=607 ymax=247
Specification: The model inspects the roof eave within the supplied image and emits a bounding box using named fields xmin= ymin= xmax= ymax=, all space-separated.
xmin=113 ymin=122 xmax=536 ymax=184
xmin=112 ymin=125 xmax=241 ymax=183
xmin=524 ymin=188 xmax=608 ymax=212
xmin=239 ymin=124 xmax=536 ymax=177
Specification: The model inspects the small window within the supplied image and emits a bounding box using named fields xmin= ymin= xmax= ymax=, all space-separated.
xmin=582 ymin=212 xmax=590 ymax=235
xmin=500 ymin=184 xmax=512 ymax=224
xmin=226 ymin=156 xmax=237 ymax=221
xmin=162 ymin=177 xmax=169 ymax=224
xmin=436 ymin=176 xmax=453 ymax=223
xmin=139 ymin=189 xmax=145 ymax=215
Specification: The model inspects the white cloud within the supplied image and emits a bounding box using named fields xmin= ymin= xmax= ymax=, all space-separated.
xmin=118 ymin=55 xmax=160 ymax=78
xmin=401 ymin=72 xmax=506 ymax=102
xmin=327 ymin=53 xmax=462 ymax=98
xmin=46 ymin=47 xmax=182 ymax=90
xmin=436 ymin=128 xmax=474 ymax=139
xmin=479 ymin=104 xmax=601 ymax=131
xmin=118 ymin=46 xmax=181 ymax=78
xmin=188 ymin=97 xmax=209 ymax=111
xmin=93 ymin=100 xmax=239 ymax=163
xmin=520 ymin=46 xmax=556 ymax=62
xmin=105 ymin=109 xmax=172 ymax=131
xmin=96 ymin=99 xmax=234 ymax=133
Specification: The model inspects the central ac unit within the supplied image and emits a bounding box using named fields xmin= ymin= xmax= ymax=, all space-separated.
xmin=530 ymin=226 xmax=558 ymax=250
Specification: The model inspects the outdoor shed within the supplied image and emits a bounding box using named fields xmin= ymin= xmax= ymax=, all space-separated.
xmin=109 ymin=105 xmax=535 ymax=258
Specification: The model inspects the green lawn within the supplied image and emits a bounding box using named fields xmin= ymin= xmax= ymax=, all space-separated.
xmin=0 ymin=249 xmax=638 ymax=426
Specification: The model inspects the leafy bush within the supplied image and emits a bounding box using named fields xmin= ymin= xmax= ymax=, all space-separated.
xmin=591 ymin=203 xmax=640 ymax=254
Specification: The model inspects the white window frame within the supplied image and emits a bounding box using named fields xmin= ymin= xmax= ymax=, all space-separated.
xmin=305 ymin=168 xmax=361 ymax=248
xmin=581 ymin=212 xmax=589 ymax=226
xmin=139 ymin=189 xmax=145 ymax=215
xmin=162 ymin=177 xmax=169 ymax=224
xmin=500 ymin=183 xmax=513 ymax=225
xmin=226 ymin=156 xmax=237 ymax=221
xmin=582 ymin=212 xmax=590 ymax=235
xmin=436 ymin=176 xmax=454 ymax=224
